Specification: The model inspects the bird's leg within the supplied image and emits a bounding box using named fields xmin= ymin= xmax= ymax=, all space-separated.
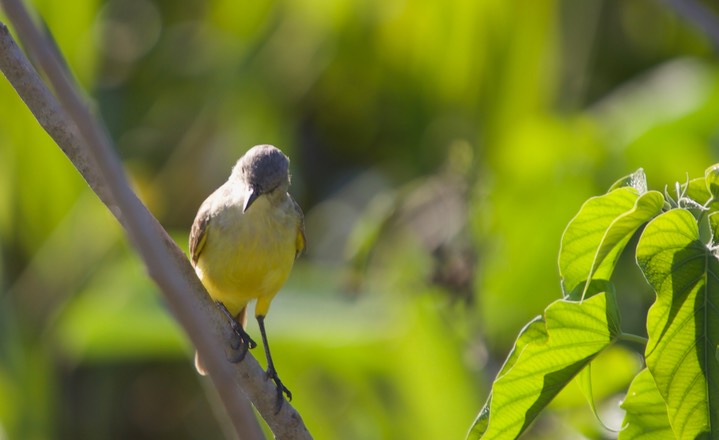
xmin=215 ymin=301 xmax=257 ymax=362
xmin=257 ymin=315 xmax=292 ymax=413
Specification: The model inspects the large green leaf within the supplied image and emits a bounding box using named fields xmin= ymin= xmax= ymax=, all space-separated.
xmin=467 ymin=317 xmax=547 ymax=438
xmin=619 ymin=368 xmax=673 ymax=440
xmin=636 ymin=209 xmax=719 ymax=438
xmin=559 ymin=184 xmax=664 ymax=296
xmin=466 ymin=290 xmax=620 ymax=439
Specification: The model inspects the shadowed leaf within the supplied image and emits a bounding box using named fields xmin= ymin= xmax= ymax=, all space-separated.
xmin=637 ymin=209 xmax=719 ymax=439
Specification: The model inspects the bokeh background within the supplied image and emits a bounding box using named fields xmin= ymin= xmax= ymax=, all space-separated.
xmin=1 ymin=0 xmax=719 ymax=439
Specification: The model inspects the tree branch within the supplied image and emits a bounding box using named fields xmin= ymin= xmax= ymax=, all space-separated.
xmin=0 ymin=3 xmax=312 ymax=439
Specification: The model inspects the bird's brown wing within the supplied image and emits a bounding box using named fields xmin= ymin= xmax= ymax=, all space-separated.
xmin=292 ymin=195 xmax=306 ymax=258
xmin=189 ymin=202 xmax=212 ymax=266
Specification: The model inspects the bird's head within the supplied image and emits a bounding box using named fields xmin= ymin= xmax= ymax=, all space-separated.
xmin=232 ymin=145 xmax=291 ymax=212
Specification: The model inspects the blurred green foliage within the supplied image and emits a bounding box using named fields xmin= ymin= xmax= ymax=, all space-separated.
xmin=1 ymin=0 xmax=718 ymax=439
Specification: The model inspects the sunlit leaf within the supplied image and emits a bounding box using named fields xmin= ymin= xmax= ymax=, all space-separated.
xmin=683 ymin=177 xmax=710 ymax=206
xmin=467 ymin=316 xmax=546 ymax=438
xmin=619 ymin=368 xmax=673 ymax=440
xmin=683 ymin=175 xmax=719 ymax=214
xmin=636 ymin=209 xmax=719 ymax=438
xmin=467 ymin=290 xmax=620 ymax=439
xmin=705 ymin=164 xmax=719 ymax=201
xmin=559 ymin=185 xmax=664 ymax=295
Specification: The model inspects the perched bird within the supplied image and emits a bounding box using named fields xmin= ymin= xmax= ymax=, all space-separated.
xmin=189 ymin=144 xmax=305 ymax=410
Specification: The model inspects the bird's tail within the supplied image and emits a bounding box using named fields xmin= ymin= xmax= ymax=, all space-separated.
xmin=195 ymin=350 xmax=208 ymax=376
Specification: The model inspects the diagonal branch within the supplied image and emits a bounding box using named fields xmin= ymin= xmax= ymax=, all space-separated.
xmin=661 ymin=0 xmax=719 ymax=51
xmin=0 ymin=3 xmax=312 ymax=439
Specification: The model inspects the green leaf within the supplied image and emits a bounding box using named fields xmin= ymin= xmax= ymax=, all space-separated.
xmin=636 ymin=209 xmax=719 ymax=438
xmin=683 ymin=176 xmax=719 ymax=213
xmin=619 ymin=368 xmax=673 ymax=440
xmin=705 ymin=164 xmax=719 ymax=201
xmin=466 ymin=290 xmax=620 ymax=440
xmin=708 ymin=212 xmax=719 ymax=246
xmin=467 ymin=317 xmax=546 ymax=438
xmin=559 ymin=186 xmax=664 ymax=295
xmin=686 ymin=177 xmax=711 ymax=206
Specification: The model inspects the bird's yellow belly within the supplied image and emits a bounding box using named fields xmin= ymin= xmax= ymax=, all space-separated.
xmin=195 ymin=202 xmax=297 ymax=316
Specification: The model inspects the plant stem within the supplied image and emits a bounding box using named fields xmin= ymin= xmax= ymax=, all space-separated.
xmin=619 ymin=332 xmax=648 ymax=346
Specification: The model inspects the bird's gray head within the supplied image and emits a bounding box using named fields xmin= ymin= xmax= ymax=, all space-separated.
xmin=232 ymin=145 xmax=291 ymax=211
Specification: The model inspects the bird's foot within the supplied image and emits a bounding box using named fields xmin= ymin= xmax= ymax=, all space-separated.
xmin=266 ymin=365 xmax=292 ymax=414
xmin=215 ymin=301 xmax=257 ymax=362
xmin=227 ymin=329 xmax=257 ymax=363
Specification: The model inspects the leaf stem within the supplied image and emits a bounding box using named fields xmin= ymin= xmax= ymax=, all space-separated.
xmin=619 ymin=332 xmax=648 ymax=346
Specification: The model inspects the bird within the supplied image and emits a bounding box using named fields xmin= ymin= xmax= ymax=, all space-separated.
xmin=189 ymin=144 xmax=305 ymax=411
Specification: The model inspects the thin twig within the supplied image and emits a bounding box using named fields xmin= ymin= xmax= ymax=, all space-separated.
xmin=661 ymin=0 xmax=719 ymax=51
xmin=0 ymin=3 xmax=311 ymax=439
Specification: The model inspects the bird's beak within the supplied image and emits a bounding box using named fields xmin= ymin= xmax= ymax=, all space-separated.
xmin=243 ymin=186 xmax=260 ymax=213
